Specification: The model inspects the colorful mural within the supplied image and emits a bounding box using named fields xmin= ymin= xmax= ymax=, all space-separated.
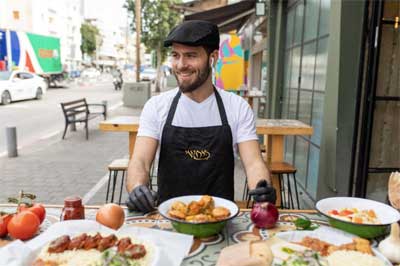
xmin=215 ymin=32 xmax=249 ymax=91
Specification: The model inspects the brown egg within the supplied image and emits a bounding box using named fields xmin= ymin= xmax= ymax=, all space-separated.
xmin=96 ymin=203 xmax=125 ymax=230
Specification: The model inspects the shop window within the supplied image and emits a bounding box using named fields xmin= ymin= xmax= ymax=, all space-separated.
xmin=13 ymin=11 xmax=20 ymax=20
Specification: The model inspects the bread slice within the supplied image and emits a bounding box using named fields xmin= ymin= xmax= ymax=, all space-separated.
xmin=388 ymin=172 xmax=400 ymax=210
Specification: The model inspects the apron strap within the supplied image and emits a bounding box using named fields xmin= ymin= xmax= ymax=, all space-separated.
xmin=166 ymin=91 xmax=182 ymax=125
xmin=214 ymin=88 xmax=229 ymax=126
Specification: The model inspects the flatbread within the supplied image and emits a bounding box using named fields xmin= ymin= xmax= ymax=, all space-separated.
xmin=388 ymin=172 xmax=400 ymax=209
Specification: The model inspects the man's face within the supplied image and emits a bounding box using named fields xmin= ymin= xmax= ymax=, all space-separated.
xmin=170 ymin=43 xmax=212 ymax=93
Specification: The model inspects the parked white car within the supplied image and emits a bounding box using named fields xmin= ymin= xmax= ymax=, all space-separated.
xmin=140 ymin=68 xmax=157 ymax=82
xmin=0 ymin=71 xmax=47 ymax=105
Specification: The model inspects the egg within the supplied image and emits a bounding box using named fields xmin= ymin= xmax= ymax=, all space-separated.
xmin=96 ymin=203 xmax=125 ymax=230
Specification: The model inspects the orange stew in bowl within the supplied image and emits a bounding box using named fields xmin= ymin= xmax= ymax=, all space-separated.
xmin=327 ymin=208 xmax=380 ymax=224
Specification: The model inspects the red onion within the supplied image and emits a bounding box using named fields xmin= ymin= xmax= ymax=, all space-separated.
xmin=250 ymin=202 xmax=279 ymax=229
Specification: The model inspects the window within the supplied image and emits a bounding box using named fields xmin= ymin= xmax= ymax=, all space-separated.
xmin=13 ymin=11 xmax=20 ymax=20
xmin=282 ymin=0 xmax=331 ymax=200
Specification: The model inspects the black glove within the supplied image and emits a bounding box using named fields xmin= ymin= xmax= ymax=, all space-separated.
xmin=248 ymin=179 xmax=276 ymax=204
xmin=126 ymin=185 xmax=157 ymax=213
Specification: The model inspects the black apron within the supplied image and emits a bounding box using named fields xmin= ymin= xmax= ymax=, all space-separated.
xmin=157 ymin=88 xmax=235 ymax=203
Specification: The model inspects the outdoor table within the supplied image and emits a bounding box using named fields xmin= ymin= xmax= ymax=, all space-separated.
xmin=0 ymin=204 xmax=326 ymax=265
xmin=99 ymin=116 xmax=140 ymax=158
xmin=256 ymin=119 xmax=313 ymax=206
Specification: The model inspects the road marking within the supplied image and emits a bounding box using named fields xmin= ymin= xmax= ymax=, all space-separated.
xmin=40 ymin=130 xmax=61 ymax=140
xmin=82 ymin=173 xmax=109 ymax=204
xmin=109 ymin=101 xmax=123 ymax=111
xmin=1 ymin=104 xmax=29 ymax=109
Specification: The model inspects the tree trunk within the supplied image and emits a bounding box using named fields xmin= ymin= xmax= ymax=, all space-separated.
xmin=155 ymin=47 xmax=163 ymax=93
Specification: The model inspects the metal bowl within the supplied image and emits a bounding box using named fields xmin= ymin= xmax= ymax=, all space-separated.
xmin=316 ymin=197 xmax=400 ymax=238
xmin=158 ymin=195 xmax=239 ymax=238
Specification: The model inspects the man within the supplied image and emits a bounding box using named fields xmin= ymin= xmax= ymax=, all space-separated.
xmin=126 ymin=20 xmax=275 ymax=213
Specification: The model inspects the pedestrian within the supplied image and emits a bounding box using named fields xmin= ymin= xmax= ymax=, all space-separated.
xmin=126 ymin=20 xmax=275 ymax=213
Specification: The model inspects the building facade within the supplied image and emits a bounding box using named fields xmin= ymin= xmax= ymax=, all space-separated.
xmin=267 ymin=0 xmax=399 ymax=206
xmin=0 ymin=0 xmax=83 ymax=72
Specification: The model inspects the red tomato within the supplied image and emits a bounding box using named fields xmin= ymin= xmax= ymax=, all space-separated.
xmin=17 ymin=204 xmax=46 ymax=224
xmin=339 ymin=209 xmax=353 ymax=216
xmin=7 ymin=211 xmax=40 ymax=240
xmin=28 ymin=204 xmax=46 ymax=224
xmin=0 ymin=214 xmax=13 ymax=237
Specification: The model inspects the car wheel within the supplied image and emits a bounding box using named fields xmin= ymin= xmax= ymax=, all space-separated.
xmin=1 ymin=91 xmax=11 ymax=105
xmin=35 ymin=88 xmax=43 ymax=100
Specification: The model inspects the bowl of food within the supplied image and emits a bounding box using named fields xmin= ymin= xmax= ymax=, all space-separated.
xmin=316 ymin=197 xmax=400 ymax=238
xmin=158 ymin=195 xmax=239 ymax=238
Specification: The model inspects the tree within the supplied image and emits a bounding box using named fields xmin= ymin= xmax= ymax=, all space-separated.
xmin=80 ymin=22 xmax=101 ymax=58
xmin=125 ymin=0 xmax=182 ymax=91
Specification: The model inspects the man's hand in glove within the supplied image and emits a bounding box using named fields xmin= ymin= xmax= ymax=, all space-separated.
xmin=248 ymin=179 xmax=276 ymax=204
xmin=126 ymin=185 xmax=157 ymax=213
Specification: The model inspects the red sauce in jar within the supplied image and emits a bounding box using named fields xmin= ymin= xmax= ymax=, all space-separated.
xmin=60 ymin=196 xmax=85 ymax=221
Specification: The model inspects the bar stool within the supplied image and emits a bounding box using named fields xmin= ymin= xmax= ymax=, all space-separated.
xmin=267 ymin=162 xmax=300 ymax=209
xmin=243 ymin=162 xmax=301 ymax=209
xmin=106 ymin=158 xmax=129 ymax=205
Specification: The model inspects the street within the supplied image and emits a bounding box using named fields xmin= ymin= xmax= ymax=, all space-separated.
xmin=0 ymin=74 xmax=122 ymax=156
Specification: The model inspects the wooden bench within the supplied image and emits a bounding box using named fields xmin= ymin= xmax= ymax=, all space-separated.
xmin=60 ymin=98 xmax=107 ymax=140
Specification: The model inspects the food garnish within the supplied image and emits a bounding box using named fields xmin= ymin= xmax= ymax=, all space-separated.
xmin=327 ymin=208 xmax=380 ymax=224
xmin=294 ymin=217 xmax=319 ymax=231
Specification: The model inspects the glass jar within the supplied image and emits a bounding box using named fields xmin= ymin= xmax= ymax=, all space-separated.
xmin=60 ymin=196 xmax=85 ymax=221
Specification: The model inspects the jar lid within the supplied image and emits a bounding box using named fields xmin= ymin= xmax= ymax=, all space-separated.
xmin=64 ymin=196 xmax=83 ymax=207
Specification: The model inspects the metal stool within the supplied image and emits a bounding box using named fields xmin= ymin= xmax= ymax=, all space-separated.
xmin=267 ymin=162 xmax=300 ymax=209
xmin=106 ymin=158 xmax=129 ymax=205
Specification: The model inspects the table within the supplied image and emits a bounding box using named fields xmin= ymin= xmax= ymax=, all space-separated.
xmin=256 ymin=119 xmax=313 ymax=205
xmin=0 ymin=204 xmax=326 ymax=265
xmin=99 ymin=116 xmax=140 ymax=158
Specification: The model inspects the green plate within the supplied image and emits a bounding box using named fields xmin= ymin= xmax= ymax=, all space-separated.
xmin=316 ymin=197 xmax=400 ymax=238
xmin=158 ymin=195 xmax=239 ymax=238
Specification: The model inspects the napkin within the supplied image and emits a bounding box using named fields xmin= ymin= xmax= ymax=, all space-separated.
xmin=216 ymin=240 xmax=273 ymax=266
xmin=0 ymin=220 xmax=193 ymax=266
xmin=389 ymin=171 xmax=400 ymax=210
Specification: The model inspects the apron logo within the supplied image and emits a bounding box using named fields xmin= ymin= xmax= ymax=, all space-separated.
xmin=185 ymin=149 xmax=210 ymax=160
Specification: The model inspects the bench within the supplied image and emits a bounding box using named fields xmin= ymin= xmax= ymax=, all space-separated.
xmin=60 ymin=98 xmax=107 ymax=140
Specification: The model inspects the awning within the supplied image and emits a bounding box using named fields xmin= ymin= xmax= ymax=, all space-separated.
xmin=184 ymin=0 xmax=255 ymax=33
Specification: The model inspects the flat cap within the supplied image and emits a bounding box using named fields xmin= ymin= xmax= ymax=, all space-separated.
xmin=164 ymin=20 xmax=220 ymax=50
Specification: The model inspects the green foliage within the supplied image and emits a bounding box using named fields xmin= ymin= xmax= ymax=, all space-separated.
xmin=125 ymin=0 xmax=182 ymax=65
xmin=80 ymin=22 xmax=101 ymax=56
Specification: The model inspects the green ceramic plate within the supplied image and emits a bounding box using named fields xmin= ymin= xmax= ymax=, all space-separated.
xmin=316 ymin=197 xmax=400 ymax=238
xmin=158 ymin=195 xmax=239 ymax=238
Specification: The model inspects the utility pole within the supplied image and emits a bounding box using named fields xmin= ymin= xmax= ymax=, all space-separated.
xmin=135 ymin=0 xmax=141 ymax=82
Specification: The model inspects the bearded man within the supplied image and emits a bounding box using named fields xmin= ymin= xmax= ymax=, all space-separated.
xmin=126 ymin=20 xmax=276 ymax=213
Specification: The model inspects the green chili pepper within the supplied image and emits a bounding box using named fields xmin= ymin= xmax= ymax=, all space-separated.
xmin=294 ymin=217 xmax=319 ymax=231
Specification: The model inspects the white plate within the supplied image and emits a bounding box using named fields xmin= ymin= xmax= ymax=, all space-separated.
xmin=0 ymin=220 xmax=193 ymax=266
xmin=275 ymin=226 xmax=392 ymax=266
xmin=158 ymin=195 xmax=239 ymax=223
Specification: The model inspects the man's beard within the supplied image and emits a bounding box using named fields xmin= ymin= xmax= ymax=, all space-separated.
xmin=173 ymin=62 xmax=211 ymax=93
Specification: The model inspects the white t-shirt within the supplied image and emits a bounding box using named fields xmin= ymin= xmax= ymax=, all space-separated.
xmin=138 ymin=87 xmax=258 ymax=155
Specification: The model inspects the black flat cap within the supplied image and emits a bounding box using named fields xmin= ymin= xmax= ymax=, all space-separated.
xmin=164 ymin=20 xmax=220 ymax=50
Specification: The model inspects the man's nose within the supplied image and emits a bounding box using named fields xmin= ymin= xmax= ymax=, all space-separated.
xmin=175 ymin=57 xmax=188 ymax=69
